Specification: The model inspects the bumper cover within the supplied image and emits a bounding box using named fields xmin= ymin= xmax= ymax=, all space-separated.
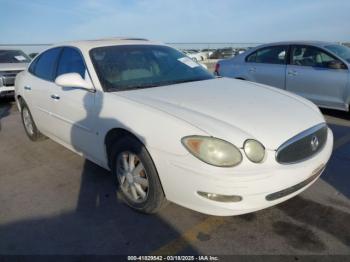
xmin=0 ymin=85 xmax=15 ymax=96
xmin=149 ymin=128 xmax=333 ymax=216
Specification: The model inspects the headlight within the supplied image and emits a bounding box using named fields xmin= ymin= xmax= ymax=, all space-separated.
xmin=181 ymin=136 xmax=242 ymax=167
xmin=243 ymin=139 xmax=265 ymax=163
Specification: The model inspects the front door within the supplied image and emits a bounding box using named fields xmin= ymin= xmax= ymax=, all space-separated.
xmin=286 ymin=45 xmax=349 ymax=110
xmin=49 ymin=47 xmax=97 ymax=157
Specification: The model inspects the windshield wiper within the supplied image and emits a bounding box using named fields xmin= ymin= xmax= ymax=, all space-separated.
xmin=110 ymin=83 xmax=160 ymax=92
xmin=108 ymin=78 xmax=210 ymax=92
xmin=153 ymin=78 xmax=209 ymax=87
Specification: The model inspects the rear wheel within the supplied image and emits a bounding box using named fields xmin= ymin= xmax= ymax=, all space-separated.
xmin=20 ymin=100 xmax=45 ymax=141
xmin=110 ymin=136 xmax=168 ymax=214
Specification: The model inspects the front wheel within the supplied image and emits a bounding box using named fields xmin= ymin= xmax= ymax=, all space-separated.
xmin=110 ymin=136 xmax=168 ymax=214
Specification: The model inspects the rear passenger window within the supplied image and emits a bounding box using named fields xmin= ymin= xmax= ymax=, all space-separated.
xmin=57 ymin=47 xmax=86 ymax=78
xmin=33 ymin=48 xmax=62 ymax=81
xmin=246 ymin=46 xmax=287 ymax=65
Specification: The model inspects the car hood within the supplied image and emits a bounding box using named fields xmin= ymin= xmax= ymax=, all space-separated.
xmin=0 ymin=63 xmax=28 ymax=72
xmin=115 ymin=78 xmax=325 ymax=150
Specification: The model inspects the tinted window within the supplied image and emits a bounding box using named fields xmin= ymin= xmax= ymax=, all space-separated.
xmin=246 ymin=52 xmax=257 ymax=62
xmin=57 ymin=47 xmax=86 ymax=78
xmin=34 ymin=48 xmax=61 ymax=81
xmin=90 ymin=45 xmax=214 ymax=91
xmin=28 ymin=57 xmax=39 ymax=74
xmin=246 ymin=46 xmax=287 ymax=64
xmin=0 ymin=50 xmax=30 ymax=63
xmin=291 ymin=46 xmax=341 ymax=68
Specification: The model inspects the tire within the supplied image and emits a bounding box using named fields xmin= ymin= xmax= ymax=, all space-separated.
xmin=110 ymin=136 xmax=168 ymax=214
xmin=20 ymin=100 xmax=46 ymax=141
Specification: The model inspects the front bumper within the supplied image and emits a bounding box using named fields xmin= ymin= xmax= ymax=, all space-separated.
xmin=149 ymin=128 xmax=333 ymax=216
xmin=0 ymin=85 xmax=15 ymax=97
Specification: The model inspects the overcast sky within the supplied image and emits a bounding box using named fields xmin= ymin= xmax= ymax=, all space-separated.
xmin=1 ymin=0 xmax=350 ymax=44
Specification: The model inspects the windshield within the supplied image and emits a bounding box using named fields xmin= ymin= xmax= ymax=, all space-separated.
xmin=90 ymin=45 xmax=214 ymax=91
xmin=0 ymin=50 xmax=31 ymax=63
xmin=325 ymin=44 xmax=350 ymax=63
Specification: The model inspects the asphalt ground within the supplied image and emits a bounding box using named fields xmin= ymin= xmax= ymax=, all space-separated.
xmin=0 ymin=97 xmax=349 ymax=257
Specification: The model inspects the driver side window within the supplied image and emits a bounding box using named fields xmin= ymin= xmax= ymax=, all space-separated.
xmin=291 ymin=46 xmax=344 ymax=69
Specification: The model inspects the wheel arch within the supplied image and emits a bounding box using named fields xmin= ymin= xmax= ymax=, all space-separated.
xmin=16 ymin=95 xmax=24 ymax=111
xmin=104 ymin=127 xmax=144 ymax=169
xmin=104 ymin=127 xmax=168 ymax=198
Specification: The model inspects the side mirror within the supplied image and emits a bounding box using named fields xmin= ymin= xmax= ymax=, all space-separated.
xmin=55 ymin=73 xmax=94 ymax=91
xmin=328 ymin=60 xmax=347 ymax=70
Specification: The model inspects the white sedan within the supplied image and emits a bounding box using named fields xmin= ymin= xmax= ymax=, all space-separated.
xmin=183 ymin=50 xmax=205 ymax=62
xmin=15 ymin=38 xmax=333 ymax=216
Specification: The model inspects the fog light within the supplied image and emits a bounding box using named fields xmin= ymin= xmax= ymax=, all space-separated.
xmin=197 ymin=191 xmax=242 ymax=202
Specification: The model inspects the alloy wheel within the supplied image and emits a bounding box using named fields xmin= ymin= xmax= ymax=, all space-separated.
xmin=116 ymin=151 xmax=149 ymax=203
xmin=22 ymin=107 xmax=34 ymax=136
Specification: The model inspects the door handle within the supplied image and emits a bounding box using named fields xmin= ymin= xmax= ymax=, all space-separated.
xmin=288 ymin=70 xmax=297 ymax=76
xmin=249 ymin=67 xmax=256 ymax=73
xmin=50 ymin=94 xmax=60 ymax=100
xmin=24 ymin=85 xmax=31 ymax=91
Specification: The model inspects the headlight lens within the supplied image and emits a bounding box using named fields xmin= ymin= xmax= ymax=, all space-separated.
xmin=182 ymin=136 xmax=242 ymax=167
xmin=243 ymin=139 xmax=265 ymax=163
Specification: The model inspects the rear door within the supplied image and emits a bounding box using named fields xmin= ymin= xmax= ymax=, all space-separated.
xmin=286 ymin=45 xmax=349 ymax=110
xmin=244 ymin=45 xmax=288 ymax=89
xmin=25 ymin=47 xmax=62 ymax=134
xmin=49 ymin=47 xmax=97 ymax=156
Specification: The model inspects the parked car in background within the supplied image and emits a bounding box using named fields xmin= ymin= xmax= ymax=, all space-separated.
xmin=234 ymin=48 xmax=247 ymax=55
xmin=216 ymin=41 xmax=350 ymax=112
xmin=201 ymin=49 xmax=215 ymax=59
xmin=209 ymin=48 xmax=234 ymax=59
xmin=15 ymin=38 xmax=332 ymax=216
xmin=29 ymin=53 xmax=38 ymax=59
xmin=183 ymin=50 xmax=205 ymax=62
xmin=0 ymin=49 xmax=30 ymax=98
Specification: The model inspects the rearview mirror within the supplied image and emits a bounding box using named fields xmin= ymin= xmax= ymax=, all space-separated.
xmin=55 ymin=73 xmax=94 ymax=91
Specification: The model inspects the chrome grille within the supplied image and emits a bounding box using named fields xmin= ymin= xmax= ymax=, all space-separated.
xmin=0 ymin=70 xmax=22 ymax=86
xmin=276 ymin=123 xmax=328 ymax=164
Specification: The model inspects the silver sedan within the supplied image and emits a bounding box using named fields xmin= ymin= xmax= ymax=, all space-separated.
xmin=216 ymin=41 xmax=350 ymax=112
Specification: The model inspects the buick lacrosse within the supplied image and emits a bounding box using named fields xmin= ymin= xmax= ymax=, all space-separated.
xmin=15 ymin=38 xmax=333 ymax=216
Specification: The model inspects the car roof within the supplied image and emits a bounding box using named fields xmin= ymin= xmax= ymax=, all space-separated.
xmin=51 ymin=37 xmax=165 ymax=52
xmin=256 ymin=41 xmax=338 ymax=49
